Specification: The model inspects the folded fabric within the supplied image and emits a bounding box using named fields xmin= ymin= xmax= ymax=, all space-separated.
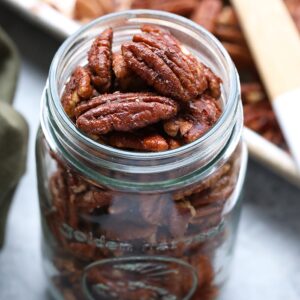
xmin=0 ymin=27 xmax=28 ymax=248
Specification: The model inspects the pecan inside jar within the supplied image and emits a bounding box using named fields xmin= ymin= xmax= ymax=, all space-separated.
xmin=61 ymin=25 xmax=223 ymax=151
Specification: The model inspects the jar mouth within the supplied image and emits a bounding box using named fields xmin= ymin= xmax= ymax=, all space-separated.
xmin=47 ymin=9 xmax=239 ymax=161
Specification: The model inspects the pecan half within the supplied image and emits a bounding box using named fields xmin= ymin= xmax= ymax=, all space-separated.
xmin=76 ymin=92 xmax=178 ymax=135
xmin=61 ymin=66 xmax=93 ymax=118
xmin=122 ymin=27 xmax=208 ymax=101
xmin=88 ymin=28 xmax=113 ymax=93
xmin=164 ymin=94 xmax=221 ymax=143
xmin=108 ymin=132 xmax=169 ymax=152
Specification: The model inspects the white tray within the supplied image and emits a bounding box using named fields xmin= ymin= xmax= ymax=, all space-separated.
xmin=4 ymin=0 xmax=300 ymax=187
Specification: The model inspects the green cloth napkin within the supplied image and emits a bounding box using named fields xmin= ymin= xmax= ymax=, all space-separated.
xmin=0 ymin=27 xmax=28 ymax=248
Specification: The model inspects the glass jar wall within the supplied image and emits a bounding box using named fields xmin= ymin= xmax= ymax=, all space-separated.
xmin=36 ymin=10 xmax=247 ymax=300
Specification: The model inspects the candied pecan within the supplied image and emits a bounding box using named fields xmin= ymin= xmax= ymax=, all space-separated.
xmin=202 ymin=65 xmax=222 ymax=99
xmin=66 ymin=242 xmax=97 ymax=261
xmin=74 ymin=0 xmax=113 ymax=22
xmin=173 ymin=162 xmax=232 ymax=201
xmin=102 ymin=217 xmax=157 ymax=241
xmin=74 ymin=190 xmax=112 ymax=213
xmin=191 ymin=0 xmax=223 ymax=32
xmin=88 ymin=28 xmax=113 ymax=93
xmin=139 ymin=196 xmax=169 ymax=225
xmin=217 ymin=6 xmax=239 ymax=27
xmin=61 ymin=66 xmax=93 ymax=118
xmin=112 ymin=51 xmax=146 ymax=91
xmin=167 ymin=137 xmax=182 ymax=149
xmin=241 ymin=82 xmax=266 ymax=104
xmin=122 ymin=29 xmax=208 ymax=101
xmin=76 ymin=93 xmax=178 ymax=135
xmin=222 ymin=42 xmax=254 ymax=70
xmin=164 ymin=94 xmax=221 ymax=143
xmin=108 ymin=132 xmax=169 ymax=152
xmin=169 ymin=200 xmax=196 ymax=238
xmin=215 ymin=25 xmax=245 ymax=45
xmin=131 ymin=0 xmax=198 ymax=16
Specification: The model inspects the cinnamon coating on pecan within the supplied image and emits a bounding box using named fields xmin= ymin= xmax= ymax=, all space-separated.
xmin=76 ymin=93 xmax=179 ymax=135
xmin=88 ymin=28 xmax=113 ymax=93
xmin=61 ymin=66 xmax=93 ymax=118
xmin=108 ymin=132 xmax=169 ymax=152
xmin=122 ymin=29 xmax=208 ymax=102
xmin=164 ymin=94 xmax=221 ymax=143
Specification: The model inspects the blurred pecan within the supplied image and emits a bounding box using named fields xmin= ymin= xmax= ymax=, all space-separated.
xmin=285 ymin=0 xmax=300 ymax=31
xmin=88 ymin=28 xmax=113 ymax=93
xmin=139 ymin=196 xmax=170 ymax=225
xmin=222 ymin=42 xmax=254 ymax=70
xmin=215 ymin=7 xmax=246 ymax=45
xmin=215 ymin=24 xmax=245 ymax=45
xmin=67 ymin=242 xmax=97 ymax=261
xmin=102 ymin=216 xmax=157 ymax=241
xmin=61 ymin=66 xmax=93 ymax=118
xmin=217 ymin=6 xmax=239 ymax=27
xmin=243 ymin=101 xmax=286 ymax=147
xmin=169 ymin=200 xmax=196 ymax=238
xmin=173 ymin=162 xmax=231 ymax=201
xmin=122 ymin=27 xmax=208 ymax=101
xmin=131 ymin=0 xmax=198 ymax=16
xmin=108 ymin=132 xmax=169 ymax=152
xmin=112 ymin=51 xmax=146 ymax=91
xmin=164 ymin=94 xmax=221 ymax=143
xmin=76 ymin=93 xmax=178 ymax=135
xmin=191 ymin=0 xmax=223 ymax=32
xmin=241 ymin=82 xmax=267 ymax=104
xmin=74 ymin=0 xmax=108 ymax=22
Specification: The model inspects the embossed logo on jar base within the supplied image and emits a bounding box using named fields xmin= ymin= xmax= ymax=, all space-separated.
xmin=82 ymin=256 xmax=198 ymax=300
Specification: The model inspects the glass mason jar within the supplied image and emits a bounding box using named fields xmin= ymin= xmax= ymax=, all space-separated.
xmin=36 ymin=10 xmax=247 ymax=300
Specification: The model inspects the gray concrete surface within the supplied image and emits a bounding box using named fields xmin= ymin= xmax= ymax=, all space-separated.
xmin=0 ymin=4 xmax=299 ymax=300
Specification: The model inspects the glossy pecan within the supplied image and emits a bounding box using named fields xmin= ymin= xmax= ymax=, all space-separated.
xmin=61 ymin=66 xmax=93 ymax=118
xmin=108 ymin=132 xmax=169 ymax=152
xmin=122 ymin=27 xmax=208 ymax=101
xmin=88 ymin=28 xmax=113 ymax=93
xmin=191 ymin=0 xmax=223 ymax=32
xmin=164 ymin=94 xmax=221 ymax=143
xmin=76 ymin=93 xmax=178 ymax=135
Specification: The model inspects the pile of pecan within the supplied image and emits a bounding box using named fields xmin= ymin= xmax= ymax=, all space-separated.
xmin=46 ymin=149 xmax=239 ymax=300
xmin=61 ymin=25 xmax=222 ymax=151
